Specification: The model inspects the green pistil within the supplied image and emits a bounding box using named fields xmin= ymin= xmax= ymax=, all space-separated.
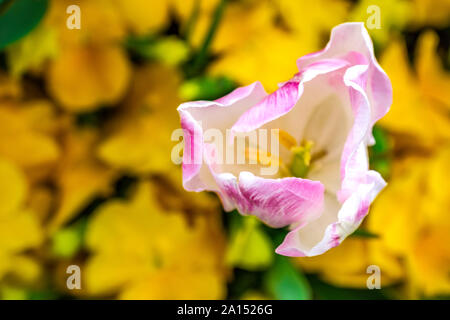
xmin=289 ymin=140 xmax=314 ymax=178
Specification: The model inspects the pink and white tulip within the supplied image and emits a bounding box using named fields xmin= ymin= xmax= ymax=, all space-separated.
xmin=177 ymin=23 xmax=392 ymax=257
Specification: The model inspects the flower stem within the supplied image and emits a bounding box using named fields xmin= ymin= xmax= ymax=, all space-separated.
xmin=191 ymin=0 xmax=227 ymax=74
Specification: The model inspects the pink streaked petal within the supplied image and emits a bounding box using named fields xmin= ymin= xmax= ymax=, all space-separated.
xmin=232 ymin=58 xmax=350 ymax=134
xmin=295 ymin=58 xmax=350 ymax=82
xmin=231 ymin=81 xmax=302 ymax=134
xmin=177 ymin=82 xmax=267 ymax=192
xmin=276 ymin=170 xmax=386 ymax=257
xmin=212 ymin=171 xmax=325 ymax=229
xmin=297 ymin=23 xmax=375 ymax=69
xmin=179 ymin=110 xmax=205 ymax=191
xmin=214 ymin=82 xmax=266 ymax=105
xmin=238 ymin=172 xmax=325 ymax=228
xmin=297 ymin=22 xmax=392 ymax=142
xmin=368 ymin=63 xmax=392 ymax=125
xmin=339 ymin=65 xmax=372 ymax=201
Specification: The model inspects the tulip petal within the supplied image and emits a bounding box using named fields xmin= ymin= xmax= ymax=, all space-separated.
xmin=276 ymin=170 xmax=385 ymax=257
xmin=274 ymin=23 xmax=391 ymax=256
xmin=231 ymin=58 xmax=349 ymax=134
xmin=297 ymin=22 xmax=392 ymax=144
xmin=213 ymin=171 xmax=324 ymax=228
xmin=178 ymin=82 xmax=267 ymax=191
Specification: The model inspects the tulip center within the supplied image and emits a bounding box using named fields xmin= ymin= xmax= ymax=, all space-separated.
xmin=279 ymin=130 xmax=326 ymax=178
xmin=242 ymin=129 xmax=326 ymax=178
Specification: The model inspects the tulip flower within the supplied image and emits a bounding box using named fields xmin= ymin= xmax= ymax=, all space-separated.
xmin=177 ymin=23 xmax=392 ymax=257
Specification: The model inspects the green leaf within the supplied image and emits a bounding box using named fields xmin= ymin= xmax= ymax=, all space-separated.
xmin=6 ymin=22 xmax=58 ymax=76
xmin=351 ymin=228 xmax=379 ymax=239
xmin=190 ymin=0 xmax=227 ymax=76
xmin=126 ymin=35 xmax=190 ymax=66
xmin=369 ymin=125 xmax=392 ymax=179
xmin=179 ymin=76 xmax=236 ymax=101
xmin=371 ymin=125 xmax=391 ymax=154
xmin=0 ymin=286 xmax=28 ymax=300
xmin=50 ymin=218 xmax=87 ymax=258
xmin=265 ymin=255 xmax=312 ymax=300
xmin=226 ymin=216 xmax=274 ymax=271
xmin=0 ymin=0 xmax=49 ymax=50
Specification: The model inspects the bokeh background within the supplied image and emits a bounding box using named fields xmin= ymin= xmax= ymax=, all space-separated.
xmin=0 ymin=0 xmax=449 ymax=300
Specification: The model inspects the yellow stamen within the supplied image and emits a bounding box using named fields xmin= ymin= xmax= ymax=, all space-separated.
xmin=243 ymin=133 xmax=326 ymax=179
xmin=279 ymin=129 xmax=298 ymax=150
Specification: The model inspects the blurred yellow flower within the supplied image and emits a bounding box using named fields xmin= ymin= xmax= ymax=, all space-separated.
xmin=0 ymin=158 xmax=42 ymax=284
xmin=191 ymin=0 xmax=275 ymax=53
xmin=0 ymin=73 xmax=21 ymax=99
xmin=296 ymin=237 xmax=403 ymax=288
xmin=408 ymin=227 xmax=450 ymax=297
xmin=410 ymin=0 xmax=450 ymax=28
xmin=47 ymin=44 xmax=131 ymax=112
xmin=369 ymin=149 xmax=450 ymax=297
xmin=206 ymin=0 xmax=350 ymax=90
xmin=416 ymin=31 xmax=450 ymax=113
xmin=113 ymin=0 xmax=169 ymax=35
xmin=379 ymin=36 xmax=450 ymax=147
xmin=112 ymin=0 xmax=219 ymax=37
xmin=6 ymin=23 xmax=59 ymax=77
xmin=85 ymin=182 xmax=227 ymax=299
xmin=27 ymin=185 xmax=54 ymax=222
xmin=0 ymin=102 xmax=59 ymax=172
xmin=98 ymin=64 xmax=180 ymax=174
xmin=45 ymin=0 xmax=125 ymax=47
xmin=49 ymin=125 xmax=117 ymax=232
xmin=98 ymin=113 xmax=177 ymax=174
xmin=172 ymin=0 xmax=219 ymax=22
xmin=275 ymin=0 xmax=350 ymax=37
xmin=154 ymin=167 xmax=221 ymax=218
xmin=211 ymin=27 xmax=316 ymax=91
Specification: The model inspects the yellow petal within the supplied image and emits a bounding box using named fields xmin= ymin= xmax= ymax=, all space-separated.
xmin=98 ymin=64 xmax=181 ymax=174
xmin=408 ymin=227 xmax=450 ymax=297
xmin=276 ymin=0 xmax=350 ymax=35
xmin=211 ymin=28 xmax=316 ymax=91
xmin=0 ymin=105 xmax=60 ymax=169
xmin=120 ymin=269 xmax=225 ymax=299
xmin=85 ymin=182 xmax=226 ymax=298
xmin=49 ymin=127 xmax=116 ymax=232
xmin=416 ymin=31 xmax=450 ymax=112
xmin=368 ymin=160 xmax=426 ymax=254
xmin=45 ymin=0 xmax=125 ymax=47
xmin=410 ymin=0 xmax=450 ymax=28
xmin=6 ymin=23 xmax=58 ymax=77
xmin=113 ymin=0 xmax=170 ymax=35
xmin=190 ymin=0 xmax=274 ymax=52
xmin=0 ymin=72 xmax=21 ymax=100
xmin=98 ymin=115 xmax=176 ymax=174
xmin=47 ymin=45 xmax=131 ymax=112
xmin=0 ymin=208 xmax=42 ymax=257
xmin=379 ymin=38 xmax=450 ymax=146
xmin=0 ymin=158 xmax=27 ymax=217
xmin=297 ymin=237 xmax=402 ymax=288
